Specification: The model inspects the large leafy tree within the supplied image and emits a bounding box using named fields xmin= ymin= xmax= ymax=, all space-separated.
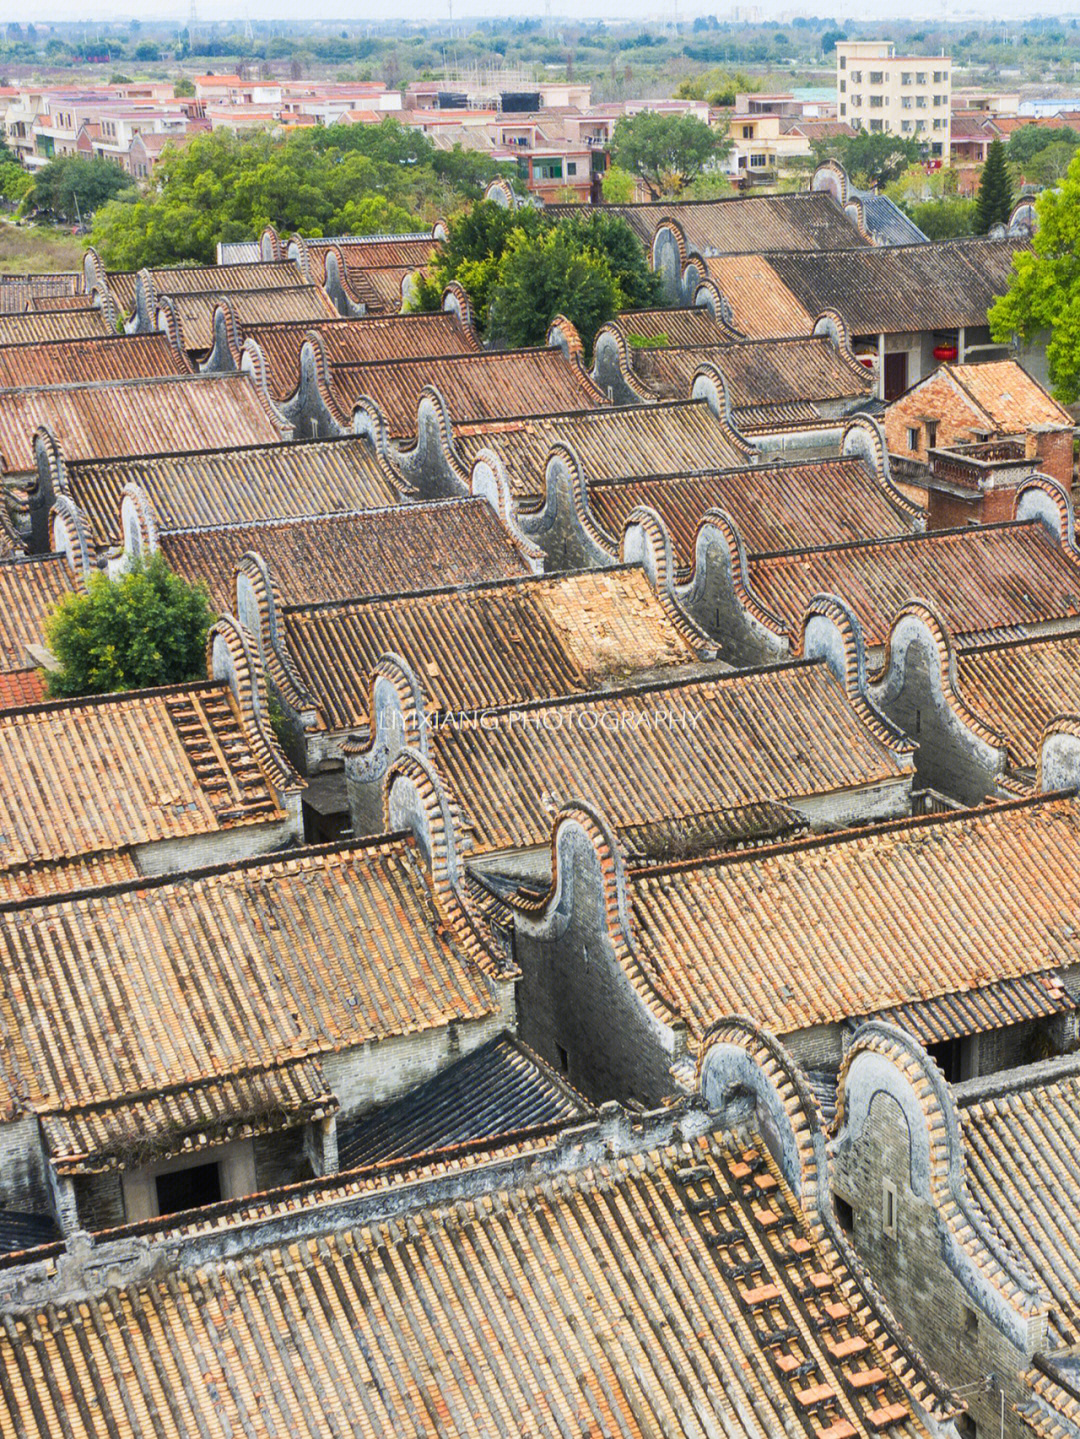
xmin=825 ymin=131 xmax=923 ymax=189
xmin=44 ymin=556 xmax=214 ymax=698
xmin=89 ymin=120 xmax=512 ymax=269
xmin=609 ymin=110 xmax=727 ymax=200
xmin=414 ymin=199 xmax=657 ymax=338
xmin=989 ymin=149 xmax=1080 ymax=401
xmin=976 ymin=139 xmax=1013 ymax=233
xmin=28 ymin=156 xmax=134 ymax=222
xmin=487 ymin=227 xmax=622 ymax=352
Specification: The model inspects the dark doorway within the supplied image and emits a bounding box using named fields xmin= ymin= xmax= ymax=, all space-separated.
xmin=884 ymin=351 xmax=909 ymax=400
xmin=155 ymin=1161 xmax=222 ymax=1216
xmin=926 ymin=1036 xmax=963 ymax=1083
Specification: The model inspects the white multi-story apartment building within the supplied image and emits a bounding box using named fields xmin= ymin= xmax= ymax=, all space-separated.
xmin=836 ymin=41 xmax=951 ymax=159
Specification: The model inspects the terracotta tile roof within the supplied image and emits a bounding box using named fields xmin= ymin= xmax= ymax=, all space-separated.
xmin=167 ymin=283 xmax=337 ymax=351
xmin=0 ymin=1121 xmax=936 ymax=1439
xmin=62 ymin=435 xmax=400 ymax=549
xmin=336 ymin=1032 xmax=593 ymax=1170
xmin=586 ymin=457 xmax=919 ymax=571
xmin=0 ymin=273 xmax=81 ymax=314
xmin=429 ymin=661 xmax=911 ymax=856
xmin=959 ymin=1064 xmax=1080 ymax=1346
xmin=329 ymin=348 xmax=606 ymax=437
xmin=0 ymin=679 xmax=296 ymax=877
xmin=746 ymin=521 xmax=1080 ymax=649
xmin=307 ymin=236 xmax=440 ymax=280
xmin=247 ymin=312 xmax=479 ymax=400
xmin=626 ymin=796 xmax=1080 ymax=1042
xmin=0 ymin=554 xmax=78 ymax=671
xmin=0 ymin=836 xmax=495 ymax=1155
xmin=0 ymin=668 xmax=45 ymax=710
xmin=280 ymin=567 xmax=706 ymax=732
xmin=762 ymin=239 xmax=1027 ymax=335
xmin=0 ymin=309 xmax=111 ymax=345
xmin=107 ymin=259 xmax=305 ymax=314
xmin=0 ymin=849 xmax=139 ymax=903
xmin=0 ymin=333 xmax=188 ymax=387
xmin=945 ymin=360 xmax=1073 ymax=430
xmin=0 ymin=374 xmax=283 ymax=475
xmin=954 ymin=630 xmax=1080 ymax=770
xmin=27 ymin=294 xmax=100 ymax=312
xmin=43 ymin=1056 xmax=337 ymax=1174
xmin=452 ymin=398 xmax=751 ymax=501
xmin=626 ymin=335 xmax=874 ymax=410
xmin=609 ymin=305 xmax=738 ymax=348
xmin=548 ymin=191 xmax=867 ymax=253
xmin=874 ymin=974 xmax=1070 ymax=1047
xmin=158 ymin=499 xmax=531 ymax=611
xmin=345 ymin=264 xmax=419 ymax=313
xmin=702 ymin=254 xmax=816 ymax=337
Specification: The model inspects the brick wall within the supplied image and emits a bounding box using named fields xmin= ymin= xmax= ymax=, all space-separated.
xmin=832 ymin=1082 xmax=1036 ymax=1439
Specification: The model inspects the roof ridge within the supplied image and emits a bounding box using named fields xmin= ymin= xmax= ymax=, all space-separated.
xmin=750 ymin=517 xmax=1032 ymax=563
xmin=0 ymin=830 xmax=416 ymax=915
xmin=281 ymin=561 xmax=638 ymax=617
xmin=626 ymin=790 xmax=1074 ymax=882
xmin=160 ymin=496 xmax=480 ymax=539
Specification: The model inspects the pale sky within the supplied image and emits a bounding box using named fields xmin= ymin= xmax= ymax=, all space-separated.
xmin=22 ymin=0 xmax=1080 ymax=34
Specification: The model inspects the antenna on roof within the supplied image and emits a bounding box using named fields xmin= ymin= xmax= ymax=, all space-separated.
xmin=187 ymin=0 xmax=199 ymax=47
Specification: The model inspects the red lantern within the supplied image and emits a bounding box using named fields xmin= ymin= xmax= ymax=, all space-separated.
xmin=933 ymin=343 xmax=958 ymax=362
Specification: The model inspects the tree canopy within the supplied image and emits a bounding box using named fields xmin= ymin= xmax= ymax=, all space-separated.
xmin=1006 ymin=123 xmax=1079 ymax=166
xmin=820 ymin=131 xmax=924 ymax=189
xmin=609 ymin=110 xmax=727 ymax=200
xmin=27 ymin=156 xmax=135 ymax=223
xmin=975 ymin=139 xmax=1013 ymax=232
xmin=89 ymin=119 xmax=514 ymax=269
xmin=44 ymin=555 xmax=215 ymax=699
xmin=413 ymin=198 xmax=660 ymax=353
xmin=989 ymin=149 xmax=1080 ymax=400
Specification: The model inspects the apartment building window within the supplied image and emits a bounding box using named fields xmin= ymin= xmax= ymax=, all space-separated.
xmin=934 ymin=70 xmax=946 ymax=82
xmin=916 ymin=95 xmax=928 ymax=109
xmin=934 ymin=94 xmax=946 ymax=107
xmin=850 ymin=94 xmax=862 ymax=108
xmin=916 ymin=71 xmax=927 ymax=83
xmin=869 ymin=70 xmax=883 ymax=83
xmin=742 ymin=124 xmax=753 ymax=138
xmin=869 ymin=119 xmax=883 ymax=132
xmin=901 ymin=72 xmax=912 ymax=85
xmin=916 ymin=119 xmax=927 ymax=132
xmin=566 ymin=161 xmax=577 ymax=175
xmin=850 ymin=69 xmax=861 ymax=82
xmin=750 ymin=153 xmax=768 ymax=168
xmin=840 ymin=104 xmax=847 ymax=117
xmin=901 ymin=96 xmax=912 ymax=109
xmin=933 ymin=119 xmax=943 ymax=131
xmin=839 ymin=54 xmax=846 ymax=68
xmin=840 ymin=80 xmax=846 ymax=93
xmin=901 ymin=120 xmax=913 ymax=132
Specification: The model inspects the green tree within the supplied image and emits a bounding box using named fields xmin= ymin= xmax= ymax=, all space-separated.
xmin=976 ymin=139 xmax=1013 ymax=232
xmin=488 ymin=227 xmax=621 ymax=353
xmin=990 ymin=149 xmax=1080 ymax=400
xmin=90 ymin=121 xmax=511 ymax=268
xmin=44 ymin=556 xmax=214 ymax=699
xmin=173 ymin=76 xmax=195 ymax=97
xmin=610 ymin=110 xmax=726 ymax=200
xmin=414 ymin=200 xmax=659 ymax=336
xmin=1026 ymin=139 xmax=1079 ymax=188
xmin=28 ymin=156 xmax=134 ymax=222
xmin=834 ymin=131 xmax=922 ymax=188
xmin=1006 ymin=124 xmax=1079 ymax=167
xmin=601 ymin=164 xmax=637 ymax=203
xmin=0 ymin=161 xmax=32 ymax=204
xmin=908 ymin=196 xmax=978 ymax=240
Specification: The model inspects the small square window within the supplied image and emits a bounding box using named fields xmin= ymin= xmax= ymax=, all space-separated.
xmin=908 ymin=427 xmax=920 ymax=451
xmin=927 ymin=421 xmax=938 ymax=447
